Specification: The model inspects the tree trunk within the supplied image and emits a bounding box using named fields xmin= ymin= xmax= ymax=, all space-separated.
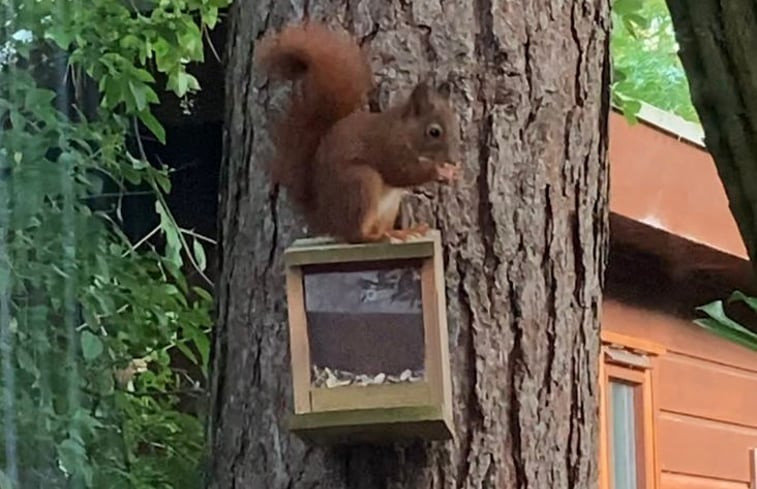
xmin=209 ymin=1 xmax=610 ymax=488
xmin=665 ymin=0 xmax=757 ymax=269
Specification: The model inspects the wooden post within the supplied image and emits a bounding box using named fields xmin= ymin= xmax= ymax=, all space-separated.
xmin=285 ymin=266 xmax=311 ymax=414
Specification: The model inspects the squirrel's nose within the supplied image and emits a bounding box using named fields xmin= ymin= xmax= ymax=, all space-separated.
xmin=447 ymin=148 xmax=461 ymax=166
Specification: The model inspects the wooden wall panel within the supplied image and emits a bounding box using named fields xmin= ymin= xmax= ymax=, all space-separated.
xmin=657 ymin=412 xmax=757 ymax=482
xmin=603 ymin=300 xmax=757 ymax=374
xmin=603 ymin=299 xmax=757 ymax=487
xmin=661 ymin=472 xmax=748 ymax=489
xmin=657 ymin=355 xmax=757 ymax=429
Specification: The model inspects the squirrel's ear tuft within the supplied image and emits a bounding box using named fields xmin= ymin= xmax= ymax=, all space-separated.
xmin=437 ymin=81 xmax=451 ymax=99
xmin=404 ymin=81 xmax=433 ymax=118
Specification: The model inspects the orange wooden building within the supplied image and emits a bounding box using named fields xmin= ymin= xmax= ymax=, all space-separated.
xmin=600 ymin=104 xmax=757 ymax=489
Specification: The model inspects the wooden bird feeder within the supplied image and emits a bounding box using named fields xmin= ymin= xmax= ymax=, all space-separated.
xmin=283 ymin=230 xmax=454 ymax=444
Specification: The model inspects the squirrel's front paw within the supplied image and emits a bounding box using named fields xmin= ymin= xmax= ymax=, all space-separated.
xmin=435 ymin=162 xmax=461 ymax=183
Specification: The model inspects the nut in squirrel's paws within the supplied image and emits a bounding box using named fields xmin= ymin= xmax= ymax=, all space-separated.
xmin=435 ymin=162 xmax=461 ymax=183
xmin=383 ymin=224 xmax=430 ymax=243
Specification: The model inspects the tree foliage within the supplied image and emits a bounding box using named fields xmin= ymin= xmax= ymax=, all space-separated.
xmin=0 ymin=0 xmax=228 ymax=488
xmin=695 ymin=292 xmax=757 ymax=351
xmin=611 ymin=0 xmax=698 ymax=123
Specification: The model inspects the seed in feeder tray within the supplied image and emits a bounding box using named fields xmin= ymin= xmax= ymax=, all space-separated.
xmin=311 ymin=365 xmax=425 ymax=388
xmin=326 ymin=376 xmax=351 ymax=388
xmin=311 ymin=366 xmax=328 ymax=386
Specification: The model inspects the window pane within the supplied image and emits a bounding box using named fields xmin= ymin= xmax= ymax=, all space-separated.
xmin=611 ymin=381 xmax=639 ymax=489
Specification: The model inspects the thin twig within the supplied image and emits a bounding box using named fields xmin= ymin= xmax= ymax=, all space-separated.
xmin=76 ymin=304 xmax=130 ymax=331
xmin=155 ymin=191 xmax=213 ymax=285
xmin=204 ymin=25 xmax=222 ymax=63
xmin=131 ymin=118 xmax=213 ymax=285
xmin=123 ymin=224 xmax=161 ymax=257
xmin=179 ymin=228 xmax=217 ymax=245
xmin=132 ymin=117 xmax=148 ymax=163
xmin=82 ymin=191 xmax=155 ymax=200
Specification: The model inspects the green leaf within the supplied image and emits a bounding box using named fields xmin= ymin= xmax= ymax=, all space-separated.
xmin=193 ymin=331 xmax=210 ymax=374
xmin=0 ymin=469 xmax=12 ymax=489
xmin=728 ymin=290 xmax=757 ymax=313
xmin=156 ymin=200 xmax=183 ymax=267
xmin=694 ymin=300 xmax=757 ymax=351
xmin=625 ymin=12 xmax=650 ymax=29
xmin=16 ymin=347 xmax=39 ymax=377
xmin=103 ymin=77 xmax=124 ymax=109
xmin=179 ymin=20 xmax=204 ymax=60
xmin=9 ymin=108 xmax=26 ymax=130
xmin=155 ymin=171 xmax=172 ymax=193
xmin=80 ymin=330 xmax=104 ymax=361
xmin=56 ymin=438 xmax=86 ymax=476
xmin=192 ymin=286 xmax=213 ymax=303
xmin=614 ymin=0 xmax=644 ymax=16
xmin=619 ymin=98 xmax=641 ymax=124
xmin=128 ymin=81 xmax=148 ymax=112
xmin=0 ymin=266 xmax=8 ymax=294
xmin=56 ymin=437 xmax=93 ymax=486
xmin=153 ymin=38 xmax=175 ymax=73
xmin=203 ymin=7 xmax=219 ymax=29
xmin=138 ymin=110 xmax=166 ymax=143
xmin=144 ymin=85 xmax=160 ymax=105
xmin=192 ymin=238 xmax=207 ymax=272
xmin=697 ymin=300 xmax=757 ymax=337
xmin=127 ymin=81 xmax=158 ymax=111
xmin=175 ymin=340 xmax=198 ymax=365
xmin=24 ymin=88 xmax=56 ymax=111
xmin=169 ymin=72 xmax=200 ymax=98
xmin=156 ymin=201 xmax=180 ymax=250
xmin=72 ymin=408 xmax=104 ymax=437
xmin=93 ymin=367 xmax=115 ymax=396
xmin=694 ymin=318 xmax=757 ymax=351
xmin=132 ymin=68 xmax=155 ymax=83
xmin=45 ymin=25 xmax=75 ymax=49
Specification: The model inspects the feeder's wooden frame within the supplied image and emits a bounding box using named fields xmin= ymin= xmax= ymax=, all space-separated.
xmin=283 ymin=230 xmax=454 ymax=443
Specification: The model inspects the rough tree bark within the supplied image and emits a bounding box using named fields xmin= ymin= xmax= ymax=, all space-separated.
xmin=209 ymin=1 xmax=610 ymax=488
xmin=665 ymin=1 xmax=757 ymax=269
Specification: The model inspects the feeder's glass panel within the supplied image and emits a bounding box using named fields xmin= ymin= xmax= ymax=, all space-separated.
xmin=303 ymin=260 xmax=425 ymax=388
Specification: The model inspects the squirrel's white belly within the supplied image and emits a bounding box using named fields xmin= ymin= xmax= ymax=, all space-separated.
xmin=377 ymin=187 xmax=407 ymax=223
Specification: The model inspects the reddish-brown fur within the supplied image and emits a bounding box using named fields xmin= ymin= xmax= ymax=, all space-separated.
xmin=256 ymin=21 xmax=460 ymax=243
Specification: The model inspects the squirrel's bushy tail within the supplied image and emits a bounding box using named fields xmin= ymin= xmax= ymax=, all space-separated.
xmin=255 ymin=21 xmax=373 ymax=209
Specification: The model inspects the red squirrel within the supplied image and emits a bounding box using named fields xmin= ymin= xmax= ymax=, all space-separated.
xmin=255 ymin=21 xmax=461 ymax=243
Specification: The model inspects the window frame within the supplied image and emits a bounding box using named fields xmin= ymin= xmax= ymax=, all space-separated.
xmin=599 ymin=331 xmax=663 ymax=489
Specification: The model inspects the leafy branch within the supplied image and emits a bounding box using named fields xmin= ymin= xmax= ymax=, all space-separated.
xmin=695 ymin=292 xmax=757 ymax=351
xmin=611 ymin=0 xmax=698 ymax=123
xmin=0 ymin=0 xmax=229 ymax=488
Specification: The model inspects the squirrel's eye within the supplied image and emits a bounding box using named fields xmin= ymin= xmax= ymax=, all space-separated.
xmin=427 ymin=123 xmax=443 ymax=139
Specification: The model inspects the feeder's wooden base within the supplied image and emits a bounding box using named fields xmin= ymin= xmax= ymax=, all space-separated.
xmin=289 ymin=405 xmax=454 ymax=445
